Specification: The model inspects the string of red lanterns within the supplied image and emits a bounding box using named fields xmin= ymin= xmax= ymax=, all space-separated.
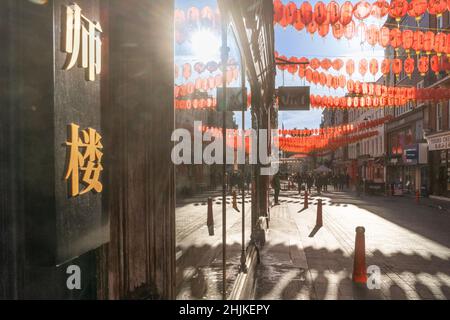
xmin=278 ymin=131 xmax=380 ymax=154
xmin=175 ymin=70 xmax=239 ymax=98
xmin=277 ymin=54 xmax=450 ymax=79
xmin=175 ymin=59 xmax=239 ymax=80
xmin=278 ymin=115 xmax=393 ymax=136
xmin=276 ymin=23 xmax=450 ymax=56
xmin=310 ymin=87 xmax=450 ymax=109
xmin=274 ymin=0 xmax=450 ymax=29
xmin=175 ymin=7 xmax=221 ymax=44
xmin=346 ymin=81 xmax=450 ymax=100
xmin=175 ymin=94 xmax=252 ymax=110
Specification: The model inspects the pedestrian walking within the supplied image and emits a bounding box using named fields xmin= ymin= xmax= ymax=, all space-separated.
xmin=272 ymin=172 xmax=281 ymax=205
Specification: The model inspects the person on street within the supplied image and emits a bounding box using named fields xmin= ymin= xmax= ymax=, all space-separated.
xmin=272 ymin=172 xmax=281 ymax=205
xmin=306 ymin=173 xmax=314 ymax=194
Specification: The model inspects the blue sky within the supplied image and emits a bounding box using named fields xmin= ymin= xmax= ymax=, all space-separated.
xmin=175 ymin=0 xmax=387 ymax=129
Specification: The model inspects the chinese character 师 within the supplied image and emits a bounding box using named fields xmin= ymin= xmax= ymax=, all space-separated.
xmin=63 ymin=3 xmax=102 ymax=81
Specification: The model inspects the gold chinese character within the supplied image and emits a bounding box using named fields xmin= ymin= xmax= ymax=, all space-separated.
xmin=65 ymin=123 xmax=103 ymax=197
xmin=63 ymin=3 xmax=102 ymax=81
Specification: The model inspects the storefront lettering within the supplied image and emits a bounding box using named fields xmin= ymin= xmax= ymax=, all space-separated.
xmin=63 ymin=3 xmax=102 ymax=81
xmin=65 ymin=123 xmax=103 ymax=197
xmin=428 ymin=133 xmax=450 ymax=151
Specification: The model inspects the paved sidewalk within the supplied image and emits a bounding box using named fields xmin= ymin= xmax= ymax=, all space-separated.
xmin=176 ymin=191 xmax=252 ymax=299
xmin=255 ymin=191 xmax=450 ymax=300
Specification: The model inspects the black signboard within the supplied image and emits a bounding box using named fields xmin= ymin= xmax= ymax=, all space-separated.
xmin=17 ymin=0 xmax=109 ymax=266
xmin=277 ymin=86 xmax=310 ymax=111
xmin=217 ymin=87 xmax=248 ymax=111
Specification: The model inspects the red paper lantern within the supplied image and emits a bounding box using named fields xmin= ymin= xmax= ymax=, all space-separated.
xmin=273 ymin=0 xmax=284 ymax=24
xmin=206 ymin=61 xmax=219 ymax=73
xmin=413 ymin=31 xmax=425 ymax=54
xmin=424 ymin=31 xmax=435 ymax=54
xmin=369 ymin=58 xmax=379 ymax=76
xmin=392 ymin=58 xmax=403 ymax=77
xmin=446 ymin=33 xmax=450 ymax=56
xmin=312 ymin=71 xmax=320 ymax=84
xmin=389 ymin=0 xmax=408 ymax=22
xmin=305 ymin=68 xmax=313 ymax=82
xmin=418 ymin=56 xmax=429 ymax=75
xmin=431 ymin=55 xmax=441 ymax=74
xmin=346 ymin=59 xmax=355 ymax=77
xmin=183 ymin=63 xmax=192 ymax=80
xmin=293 ymin=8 xmax=305 ymax=31
xmin=375 ymin=84 xmax=382 ymax=96
xmin=332 ymin=22 xmax=345 ymax=40
xmin=359 ymin=59 xmax=368 ymax=77
xmin=310 ymin=58 xmax=321 ymax=70
xmin=326 ymin=73 xmax=333 ymax=86
xmin=307 ymin=21 xmax=318 ymax=34
xmin=435 ymin=33 xmax=447 ymax=56
xmin=332 ymin=58 xmax=344 ymax=71
xmin=344 ymin=20 xmax=356 ymax=40
xmin=201 ymin=6 xmax=214 ymax=27
xmin=347 ymin=79 xmax=355 ymax=92
xmin=353 ymin=1 xmax=372 ymax=20
xmin=319 ymin=72 xmax=327 ymax=86
xmin=187 ymin=7 xmax=200 ymax=24
xmin=407 ymin=0 xmax=428 ymax=21
xmin=280 ymin=2 xmax=297 ymax=28
xmin=404 ymin=57 xmax=415 ymax=77
xmin=298 ymin=67 xmax=306 ymax=78
xmin=371 ymin=0 xmax=390 ymax=18
xmin=339 ymin=75 xmax=346 ymax=88
xmin=402 ymin=30 xmax=414 ymax=54
xmin=389 ymin=28 xmax=403 ymax=49
xmin=366 ymin=24 xmax=379 ymax=47
xmin=381 ymin=59 xmax=391 ymax=75
xmin=288 ymin=57 xmax=299 ymax=74
xmin=340 ymin=1 xmax=354 ymax=26
xmin=318 ymin=22 xmax=330 ymax=37
xmin=321 ymin=58 xmax=332 ymax=70
xmin=278 ymin=55 xmax=288 ymax=71
xmin=300 ymin=1 xmax=313 ymax=25
xmin=428 ymin=0 xmax=447 ymax=17
xmin=357 ymin=22 xmax=367 ymax=42
xmin=327 ymin=1 xmax=341 ymax=24
xmin=194 ymin=62 xmax=206 ymax=74
xmin=379 ymin=26 xmax=390 ymax=47
xmin=314 ymin=1 xmax=328 ymax=25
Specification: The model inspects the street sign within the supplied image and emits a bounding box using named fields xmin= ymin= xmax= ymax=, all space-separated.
xmin=217 ymin=87 xmax=247 ymax=111
xmin=277 ymin=86 xmax=310 ymax=111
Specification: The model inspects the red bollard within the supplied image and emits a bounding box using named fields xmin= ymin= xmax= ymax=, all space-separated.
xmin=207 ymin=198 xmax=214 ymax=236
xmin=316 ymin=199 xmax=323 ymax=227
xmin=352 ymin=226 xmax=367 ymax=284
xmin=304 ymin=192 xmax=309 ymax=209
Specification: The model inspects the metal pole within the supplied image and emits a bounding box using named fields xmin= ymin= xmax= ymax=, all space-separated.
xmin=240 ymin=57 xmax=247 ymax=273
xmin=221 ymin=15 xmax=228 ymax=301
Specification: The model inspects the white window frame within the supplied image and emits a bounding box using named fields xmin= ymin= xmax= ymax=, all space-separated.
xmin=417 ymin=80 xmax=425 ymax=108
xmin=437 ymin=102 xmax=443 ymax=132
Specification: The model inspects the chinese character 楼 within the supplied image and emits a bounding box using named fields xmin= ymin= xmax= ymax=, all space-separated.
xmin=63 ymin=3 xmax=102 ymax=81
xmin=65 ymin=123 xmax=103 ymax=197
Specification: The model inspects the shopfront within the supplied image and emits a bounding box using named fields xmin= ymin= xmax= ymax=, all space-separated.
xmin=385 ymin=108 xmax=429 ymax=196
xmin=427 ymin=131 xmax=450 ymax=198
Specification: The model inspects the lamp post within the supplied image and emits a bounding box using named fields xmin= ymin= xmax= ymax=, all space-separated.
xmin=221 ymin=14 xmax=228 ymax=301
